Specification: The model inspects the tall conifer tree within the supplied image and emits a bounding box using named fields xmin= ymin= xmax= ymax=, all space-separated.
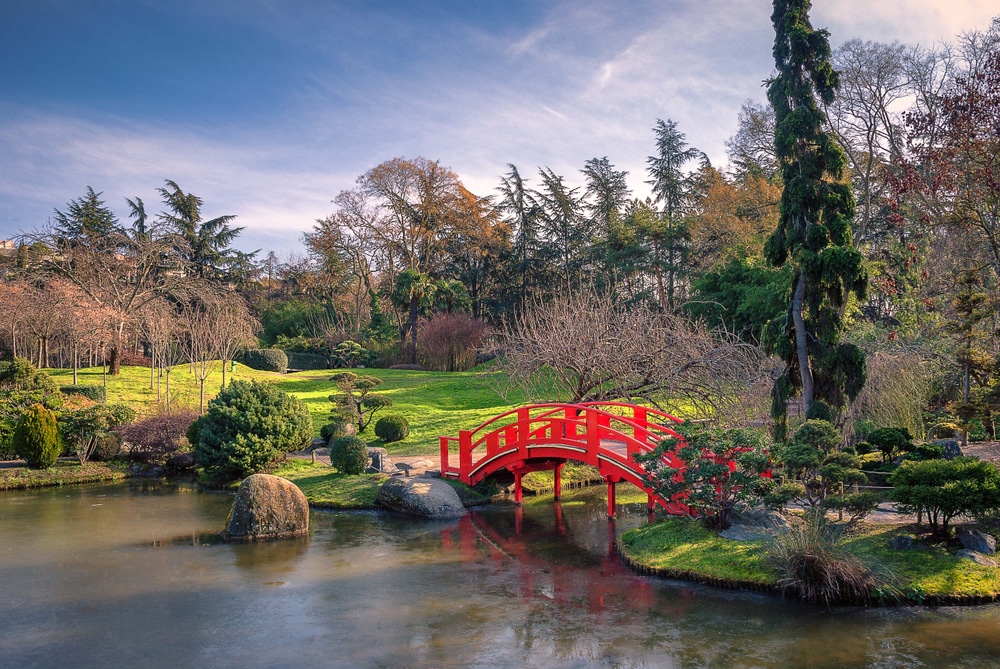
xmin=763 ymin=0 xmax=867 ymax=438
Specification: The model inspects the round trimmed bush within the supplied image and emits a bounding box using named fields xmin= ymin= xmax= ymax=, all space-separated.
xmin=90 ymin=432 xmax=122 ymax=462
xmin=374 ymin=414 xmax=409 ymax=443
xmin=13 ymin=404 xmax=61 ymax=469
xmin=193 ymin=380 xmax=313 ymax=482
xmin=329 ymin=436 xmax=369 ymax=475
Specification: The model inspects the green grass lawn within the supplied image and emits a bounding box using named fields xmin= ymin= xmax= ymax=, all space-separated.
xmin=45 ymin=363 xmax=527 ymax=456
xmin=272 ymin=459 xmax=386 ymax=508
xmin=619 ymin=519 xmax=1000 ymax=602
xmin=0 ymin=460 xmax=127 ymax=490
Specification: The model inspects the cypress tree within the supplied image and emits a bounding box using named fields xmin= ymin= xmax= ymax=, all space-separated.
xmin=763 ymin=0 xmax=867 ymax=439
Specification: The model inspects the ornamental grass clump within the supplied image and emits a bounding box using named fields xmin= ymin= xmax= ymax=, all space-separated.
xmin=767 ymin=522 xmax=894 ymax=606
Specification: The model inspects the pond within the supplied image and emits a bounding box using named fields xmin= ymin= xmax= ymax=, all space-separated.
xmin=2 ymin=480 xmax=999 ymax=668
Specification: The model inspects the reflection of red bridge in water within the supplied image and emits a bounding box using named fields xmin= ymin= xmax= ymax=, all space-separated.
xmin=440 ymin=506 xmax=660 ymax=614
xmin=440 ymin=402 xmax=691 ymax=518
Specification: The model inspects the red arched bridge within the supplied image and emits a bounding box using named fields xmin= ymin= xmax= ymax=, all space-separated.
xmin=439 ymin=402 xmax=692 ymax=518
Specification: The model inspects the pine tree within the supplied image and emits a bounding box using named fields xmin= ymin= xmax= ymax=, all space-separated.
xmin=763 ymin=0 xmax=867 ymax=439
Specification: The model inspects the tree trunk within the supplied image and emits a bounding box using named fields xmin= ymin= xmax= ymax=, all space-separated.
xmin=200 ymin=376 xmax=206 ymax=415
xmin=165 ymin=369 xmax=171 ymax=414
xmin=791 ymin=272 xmax=814 ymax=416
xmin=407 ymin=295 xmax=420 ymax=364
xmin=72 ymin=345 xmax=78 ymax=385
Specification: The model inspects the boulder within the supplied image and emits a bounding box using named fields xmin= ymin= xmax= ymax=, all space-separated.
xmin=958 ymin=528 xmax=996 ymax=555
xmin=366 ymin=447 xmax=398 ymax=475
xmin=225 ymin=474 xmax=309 ymax=541
xmin=376 ymin=477 xmax=468 ymax=519
xmin=165 ymin=451 xmax=195 ymax=472
xmin=889 ymin=535 xmax=916 ymax=550
xmin=932 ymin=439 xmax=963 ymax=460
xmin=730 ymin=508 xmax=793 ymax=533
xmin=720 ymin=509 xmax=792 ymax=542
xmin=956 ymin=549 xmax=998 ymax=568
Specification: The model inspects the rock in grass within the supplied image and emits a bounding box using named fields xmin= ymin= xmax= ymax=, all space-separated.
xmin=225 ymin=474 xmax=309 ymax=541
xmin=958 ymin=528 xmax=996 ymax=555
xmin=376 ymin=477 xmax=468 ymax=519
xmin=956 ymin=549 xmax=998 ymax=568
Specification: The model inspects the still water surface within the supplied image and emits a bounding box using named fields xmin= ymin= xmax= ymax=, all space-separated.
xmin=1 ymin=480 xmax=999 ymax=668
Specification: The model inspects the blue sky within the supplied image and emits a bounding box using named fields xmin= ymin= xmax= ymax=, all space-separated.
xmin=1 ymin=1 xmax=996 ymax=256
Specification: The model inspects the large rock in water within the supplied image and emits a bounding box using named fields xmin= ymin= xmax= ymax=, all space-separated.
xmin=376 ymin=477 xmax=468 ymax=518
xmin=225 ymin=474 xmax=309 ymax=541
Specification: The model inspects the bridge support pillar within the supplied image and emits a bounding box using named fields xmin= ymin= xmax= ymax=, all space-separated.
xmin=553 ymin=462 xmax=564 ymax=500
xmin=514 ymin=469 xmax=523 ymax=506
xmin=606 ymin=480 xmax=616 ymax=519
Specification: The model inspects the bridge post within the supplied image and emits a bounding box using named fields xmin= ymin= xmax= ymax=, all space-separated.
xmin=553 ymin=462 xmax=564 ymax=500
xmin=606 ymin=479 xmax=617 ymax=519
xmin=459 ymin=430 xmax=472 ymax=484
xmin=439 ymin=436 xmax=450 ymax=477
xmin=514 ymin=468 xmax=523 ymax=506
xmin=634 ymin=406 xmax=647 ymax=443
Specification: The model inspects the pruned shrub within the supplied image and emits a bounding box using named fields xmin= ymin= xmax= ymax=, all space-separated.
xmin=868 ymin=427 xmax=914 ymax=463
xmin=767 ymin=523 xmax=893 ymax=605
xmin=13 ymin=403 xmax=61 ymax=469
xmin=821 ymin=492 xmax=880 ymax=522
xmin=239 ymin=349 xmax=288 ymax=373
xmin=59 ymin=385 xmax=107 ymax=402
xmin=59 ymin=403 xmax=136 ymax=464
xmin=90 ymin=432 xmax=123 ymax=462
xmin=117 ymin=411 xmax=200 ymax=464
xmin=329 ymin=435 xmax=369 ymax=475
xmin=286 ymin=351 xmax=329 ymax=370
xmin=889 ymin=457 xmax=1000 ymax=533
xmin=374 ymin=414 xmax=409 ymax=443
xmin=192 ymin=380 xmax=313 ymax=482
xmin=417 ymin=312 xmax=489 ymax=372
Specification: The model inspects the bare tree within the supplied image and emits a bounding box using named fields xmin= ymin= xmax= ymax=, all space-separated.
xmin=493 ymin=290 xmax=766 ymax=420
xmin=0 ymin=279 xmax=32 ymax=358
xmin=210 ymin=292 xmax=259 ymax=388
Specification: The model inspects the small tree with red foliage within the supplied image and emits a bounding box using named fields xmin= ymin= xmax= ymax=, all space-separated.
xmin=417 ymin=312 xmax=489 ymax=372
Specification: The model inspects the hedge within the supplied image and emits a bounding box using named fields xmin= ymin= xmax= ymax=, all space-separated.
xmin=59 ymin=385 xmax=107 ymax=402
xmin=240 ymin=349 xmax=288 ymax=373
xmin=286 ymin=352 xmax=329 ymax=370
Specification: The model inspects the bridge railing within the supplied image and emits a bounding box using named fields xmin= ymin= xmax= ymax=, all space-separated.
xmin=439 ymin=403 xmax=685 ymax=484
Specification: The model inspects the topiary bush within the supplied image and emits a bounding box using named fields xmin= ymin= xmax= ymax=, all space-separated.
xmin=374 ymin=414 xmax=409 ymax=443
xmin=13 ymin=403 xmax=61 ymax=469
xmin=889 ymin=457 xmax=1000 ymax=534
xmin=868 ymin=427 xmax=914 ymax=463
xmin=90 ymin=432 xmax=123 ymax=462
xmin=59 ymin=385 xmax=107 ymax=402
xmin=329 ymin=435 xmax=369 ymax=475
xmin=239 ymin=349 xmax=288 ymax=373
xmin=192 ymin=380 xmax=313 ymax=482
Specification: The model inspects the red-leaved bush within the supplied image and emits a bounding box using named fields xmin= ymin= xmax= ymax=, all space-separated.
xmin=115 ymin=411 xmax=199 ymax=464
xmin=417 ymin=313 xmax=489 ymax=372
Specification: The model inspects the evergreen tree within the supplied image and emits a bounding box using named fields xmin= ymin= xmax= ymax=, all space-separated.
xmin=764 ymin=0 xmax=868 ymax=438
xmin=53 ymin=186 xmax=122 ymax=250
xmin=645 ymin=119 xmax=700 ymax=310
